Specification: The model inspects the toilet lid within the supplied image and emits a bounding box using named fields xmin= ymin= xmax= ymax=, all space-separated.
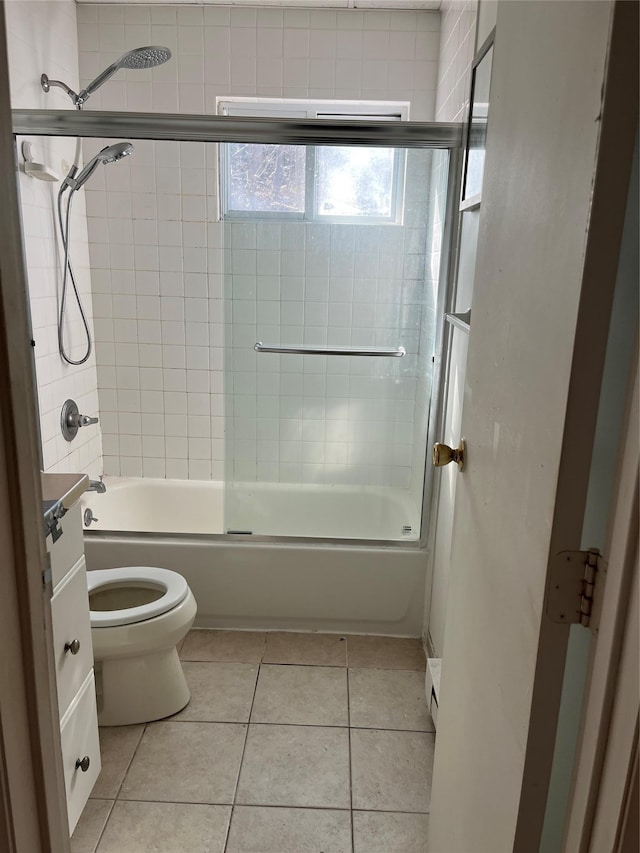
xmin=87 ymin=567 xmax=189 ymax=627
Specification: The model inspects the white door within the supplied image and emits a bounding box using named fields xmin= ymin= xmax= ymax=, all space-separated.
xmin=428 ymin=1 xmax=637 ymax=850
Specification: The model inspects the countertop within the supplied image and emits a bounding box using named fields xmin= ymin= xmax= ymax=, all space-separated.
xmin=42 ymin=472 xmax=88 ymax=537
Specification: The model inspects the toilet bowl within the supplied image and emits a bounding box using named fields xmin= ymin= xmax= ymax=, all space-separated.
xmin=87 ymin=566 xmax=197 ymax=726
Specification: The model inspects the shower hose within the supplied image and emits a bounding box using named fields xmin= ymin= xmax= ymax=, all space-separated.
xmin=57 ymin=136 xmax=92 ymax=366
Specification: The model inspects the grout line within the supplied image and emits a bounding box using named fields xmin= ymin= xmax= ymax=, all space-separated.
xmin=87 ymin=798 xmax=115 ymax=853
xmin=91 ymin=722 xmax=147 ymax=852
xmin=98 ymin=797 xmax=430 ymax=816
xmin=224 ymin=659 xmax=262 ymax=852
xmin=156 ymin=718 xmax=434 ymax=736
xmin=346 ymin=665 xmax=355 ymax=853
xmin=113 ymin=723 xmax=147 ymax=801
xmin=177 ymin=657 xmax=425 ymax=672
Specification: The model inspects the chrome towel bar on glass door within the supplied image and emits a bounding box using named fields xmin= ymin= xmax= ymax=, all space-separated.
xmin=254 ymin=343 xmax=406 ymax=357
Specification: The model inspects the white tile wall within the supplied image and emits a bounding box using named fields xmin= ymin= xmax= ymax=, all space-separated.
xmin=225 ymin=149 xmax=434 ymax=490
xmin=435 ymin=0 xmax=477 ymax=123
xmin=5 ymin=1 xmax=103 ymax=478
xmin=78 ymin=3 xmax=443 ymax=487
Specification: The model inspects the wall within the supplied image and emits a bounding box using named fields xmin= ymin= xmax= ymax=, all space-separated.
xmin=77 ymin=3 xmax=442 ymax=485
xmin=5 ymin=1 xmax=102 ymax=478
xmin=435 ymin=0 xmax=477 ymax=123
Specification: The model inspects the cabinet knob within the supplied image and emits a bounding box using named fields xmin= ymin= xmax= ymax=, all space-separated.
xmin=64 ymin=639 xmax=81 ymax=655
xmin=75 ymin=755 xmax=90 ymax=772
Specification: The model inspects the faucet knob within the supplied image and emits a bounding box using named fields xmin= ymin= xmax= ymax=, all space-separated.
xmin=61 ymin=399 xmax=99 ymax=442
xmin=78 ymin=414 xmax=99 ymax=426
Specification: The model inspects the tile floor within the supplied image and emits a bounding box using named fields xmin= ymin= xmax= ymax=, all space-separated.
xmin=72 ymin=631 xmax=433 ymax=853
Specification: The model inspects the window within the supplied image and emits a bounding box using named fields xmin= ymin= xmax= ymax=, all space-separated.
xmin=218 ymin=99 xmax=408 ymax=224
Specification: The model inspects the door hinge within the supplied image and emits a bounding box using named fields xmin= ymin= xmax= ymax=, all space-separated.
xmin=546 ymin=548 xmax=607 ymax=634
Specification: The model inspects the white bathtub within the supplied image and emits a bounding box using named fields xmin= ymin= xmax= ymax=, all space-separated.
xmin=82 ymin=477 xmax=419 ymax=540
xmin=83 ymin=477 xmax=427 ymax=635
xmin=82 ymin=478 xmax=224 ymax=535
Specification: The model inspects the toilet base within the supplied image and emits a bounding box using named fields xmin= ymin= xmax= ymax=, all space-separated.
xmin=97 ymin=647 xmax=190 ymax=726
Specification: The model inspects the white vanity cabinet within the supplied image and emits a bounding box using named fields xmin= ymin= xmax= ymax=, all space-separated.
xmin=47 ymin=500 xmax=101 ymax=834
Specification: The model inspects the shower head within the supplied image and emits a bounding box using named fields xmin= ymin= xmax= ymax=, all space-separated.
xmin=76 ymin=46 xmax=171 ymax=104
xmin=64 ymin=142 xmax=134 ymax=191
xmin=41 ymin=46 xmax=171 ymax=107
xmin=118 ymin=46 xmax=172 ymax=71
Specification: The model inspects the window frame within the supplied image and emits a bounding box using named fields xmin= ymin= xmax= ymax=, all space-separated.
xmin=217 ymin=98 xmax=409 ymax=225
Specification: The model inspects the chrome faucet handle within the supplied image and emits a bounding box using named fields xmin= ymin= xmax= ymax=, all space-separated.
xmin=76 ymin=414 xmax=99 ymax=427
xmin=61 ymin=399 xmax=99 ymax=441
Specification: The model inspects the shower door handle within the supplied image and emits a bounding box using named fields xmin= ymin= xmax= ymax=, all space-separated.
xmin=254 ymin=342 xmax=406 ymax=357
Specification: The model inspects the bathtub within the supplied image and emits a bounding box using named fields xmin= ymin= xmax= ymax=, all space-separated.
xmin=82 ymin=477 xmax=419 ymax=540
xmin=83 ymin=477 xmax=427 ymax=635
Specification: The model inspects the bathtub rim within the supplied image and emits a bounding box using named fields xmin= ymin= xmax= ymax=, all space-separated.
xmin=84 ymin=528 xmax=427 ymax=550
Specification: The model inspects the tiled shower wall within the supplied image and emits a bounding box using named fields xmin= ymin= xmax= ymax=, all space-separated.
xmin=6 ymin=1 xmax=102 ymax=478
xmin=435 ymin=0 xmax=478 ymax=124
xmin=78 ymin=3 xmax=442 ymax=483
xmin=225 ymin=150 xmax=434 ymax=490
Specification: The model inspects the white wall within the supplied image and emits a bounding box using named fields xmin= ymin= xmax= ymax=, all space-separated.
xmin=435 ymin=0 xmax=477 ymax=123
xmin=5 ymin=1 xmax=102 ymax=478
xmin=77 ymin=3 xmax=442 ymax=485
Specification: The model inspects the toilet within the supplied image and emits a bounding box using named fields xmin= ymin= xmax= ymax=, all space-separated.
xmin=87 ymin=566 xmax=197 ymax=726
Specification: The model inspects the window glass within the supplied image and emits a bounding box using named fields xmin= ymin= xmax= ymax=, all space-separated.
xmin=315 ymin=147 xmax=395 ymax=218
xmin=227 ymin=142 xmax=306 ymax=214
xmin=219 ymin=99 xmax=406 ymax=222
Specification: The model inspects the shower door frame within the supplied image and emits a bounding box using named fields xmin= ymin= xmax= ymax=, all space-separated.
xmin=13 ymin=108 xmax=462 ymax=549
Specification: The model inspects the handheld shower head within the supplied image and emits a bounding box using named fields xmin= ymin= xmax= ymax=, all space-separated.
xmin=64 ymin=142 xmax=134 ymax=191
xmin=41 ymin=46 xmax=171 ymax=107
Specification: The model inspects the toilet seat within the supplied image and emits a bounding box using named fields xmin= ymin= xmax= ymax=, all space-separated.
xmin=87 ymin=566 xmax=189 ymax=627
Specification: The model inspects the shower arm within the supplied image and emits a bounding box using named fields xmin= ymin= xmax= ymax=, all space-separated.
xmin=40 ymin=74 xmax=82 ymax=107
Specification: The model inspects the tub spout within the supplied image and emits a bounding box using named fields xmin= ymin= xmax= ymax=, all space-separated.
xmin=87 ymin=479 xmax=107 ymax=494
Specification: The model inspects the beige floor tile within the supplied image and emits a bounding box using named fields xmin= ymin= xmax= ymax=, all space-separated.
xmin=180 ymin=629 xmax=266 ymax=663
xmin=236 ymin=724 xmax=350 ymax=809
xmin=264 ymin=632 xmax=347 ymax=666
xmin=119 ymin=721 xmax=246 ymax=804
xmin=96 ymin=801 xmax=230 ymax=853
xmin=251 ymin=664 xmax=348 ymax=726
xmin=92 ymin=725 xmax=145 ymax=799
xmin=349 ymin=669 xmax=434 ymax=731
xmin=226 ymin=806 xmax=352 ymax=853
xmin=71 ymin=800 xmax=113 ymax=853
xmin=351 ymin=729 xmax=434 ymax=813
xmin=171 ymin=662 xmax=258 ymax=722
xmin=347 ymin=636 xmax=426 ymax=670
xmin=353 ymin=811 xmax=429 ymax=853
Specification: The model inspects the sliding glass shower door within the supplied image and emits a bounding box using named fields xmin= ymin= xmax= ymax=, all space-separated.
xmin=12 ymin=107 xmax=455 ymax=543
xmin=224 ymin=145 xmax=451 ymax=541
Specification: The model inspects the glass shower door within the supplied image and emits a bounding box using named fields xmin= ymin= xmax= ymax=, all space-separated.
xmin=223 ymin=144 xmax=450 ymax=541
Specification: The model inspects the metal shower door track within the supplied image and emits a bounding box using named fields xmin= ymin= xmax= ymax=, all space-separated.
xmin=11 ymin=109 xmax=463 ymax=149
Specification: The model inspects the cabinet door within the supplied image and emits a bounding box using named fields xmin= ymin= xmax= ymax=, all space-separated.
xmin=60 ymin=672 xmax=101 ymax=834
xmin=51 ymin=557 xmax=94 ymax=719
